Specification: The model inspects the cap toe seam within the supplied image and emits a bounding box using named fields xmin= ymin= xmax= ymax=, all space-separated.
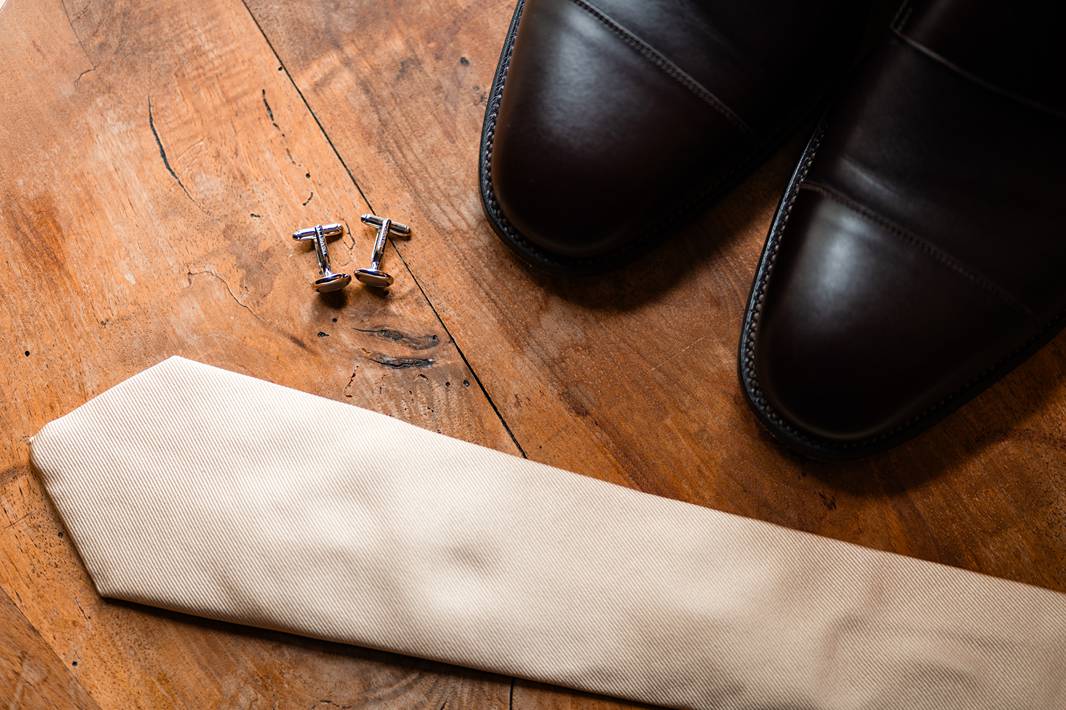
xmin=566 ymin=0 xmax=754 ymax=138
xmin=799 ymin=179 xmax=1034 ymax=318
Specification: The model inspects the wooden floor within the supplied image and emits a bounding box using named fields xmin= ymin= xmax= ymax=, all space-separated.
xmin=1 ymin=0 xmax=1064 ymax=707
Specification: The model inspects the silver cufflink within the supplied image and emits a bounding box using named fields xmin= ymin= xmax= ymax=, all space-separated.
xmin=355 ymin=214 xmax=411 ymax=289
xmin=292 ymin=223 xmax=351 ymax=293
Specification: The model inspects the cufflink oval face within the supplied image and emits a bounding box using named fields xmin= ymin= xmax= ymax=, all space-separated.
xmin=314 ymin=272 xmax=352 ymax=292
xmin=354 ymin=268 xmax=393 ymax=288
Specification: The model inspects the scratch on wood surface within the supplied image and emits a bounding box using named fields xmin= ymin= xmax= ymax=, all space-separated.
xmin=1 ymin=512 xmax=30 ymax=531
xmin=148 ymin=95 xmax=205 ymax=208
xmin=341 ymin=218 xmax=355 ymax=252
xmin=186 ymin=269 xmax=312 ymax=351
xmin=174 ymin=137 xmax=206 ymax=163
xmin=186 ymin=269 xmax=263 ymax=322
xmin=71 ymin=594 xmax=92 ymax=622
xmin=261 ymin=88 xmax=280 ymax=130
xmin=66 ymin=595 xmax=94 ymax=660
xmin=73 ymin=66 xmax=94 ymax=86
xmin=148 ymin=96 xmax=196 ymax=204
xmin=647 ymin=334 xmax=712 ymax=375
xmin=60 ymin=0 xmax=95 ymax=84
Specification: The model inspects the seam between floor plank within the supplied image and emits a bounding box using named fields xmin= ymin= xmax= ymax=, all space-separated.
xmin=236 ymin=0 xmax=528 ymax=460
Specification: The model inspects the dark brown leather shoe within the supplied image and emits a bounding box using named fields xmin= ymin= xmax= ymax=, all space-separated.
xmin=740 ymin=1 xmax=1066 ymax=459
xmin=480 ymin=0 xmax=869 ymax=273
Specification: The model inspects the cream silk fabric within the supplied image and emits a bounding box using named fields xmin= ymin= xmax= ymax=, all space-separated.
xmin=29 ymin=357 xmax=1066 ymax=709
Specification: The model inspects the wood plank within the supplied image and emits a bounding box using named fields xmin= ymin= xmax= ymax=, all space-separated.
xmin=0 ymin=584 xmax=99 ymax=709
xmin=0 ymin=0 xmax=514 ymax=705
xmin=242 ymin=0 xmax=1066 ymax=600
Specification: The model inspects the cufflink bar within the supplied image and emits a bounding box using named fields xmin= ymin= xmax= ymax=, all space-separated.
xmin=292 ymin=223 xmax=351 ymax=293
xmin=355 ymin=214 xmax=411 ymax=289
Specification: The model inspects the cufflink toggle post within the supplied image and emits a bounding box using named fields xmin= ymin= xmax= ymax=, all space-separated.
xmin=355 ymin=214 xmax=411 ymax=289
xmin=292 ymin=223 xmax=351 ymax=293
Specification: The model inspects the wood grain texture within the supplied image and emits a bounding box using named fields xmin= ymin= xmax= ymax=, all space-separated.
xmin=239 ymin=0 xmax=1066 ymax=704
xmin=0 ymin=585 xmax=99 ymax=709
xmin=0 ymin=0 xmax=1063 ymax=706
xmin=0 ymin=0 xmax=511 ymax=705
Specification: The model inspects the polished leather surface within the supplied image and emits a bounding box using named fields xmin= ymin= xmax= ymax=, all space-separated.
xmin=747 ymin=0 xmax=1066 ymax=453
xmin=485 ymin=0 xmax=867 ymax=264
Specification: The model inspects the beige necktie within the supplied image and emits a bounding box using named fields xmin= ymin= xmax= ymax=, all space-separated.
xmin=29 ymin=356 xmax=1066 ymax=709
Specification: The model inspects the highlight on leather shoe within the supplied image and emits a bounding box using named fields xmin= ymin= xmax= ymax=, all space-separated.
xmin=479 ymin=0 xmax=870 ymax=273
xmin=740 ymin=0 xmax=1066 ymax=460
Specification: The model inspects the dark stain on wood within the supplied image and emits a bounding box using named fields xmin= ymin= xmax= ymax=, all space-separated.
xmin=261 ymin=88 xmax=280 ymax=130
xmin=353 ymin=327 xmax=439 ymax=351
xmin=362 ymin=349 xmax=433 ymax=369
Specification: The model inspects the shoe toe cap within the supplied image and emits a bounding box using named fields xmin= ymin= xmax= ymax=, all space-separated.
xmin=485 ymin=0 xmax=747 ymax=261
xmin=746 ymin=189 xmax=1027 ymax=450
